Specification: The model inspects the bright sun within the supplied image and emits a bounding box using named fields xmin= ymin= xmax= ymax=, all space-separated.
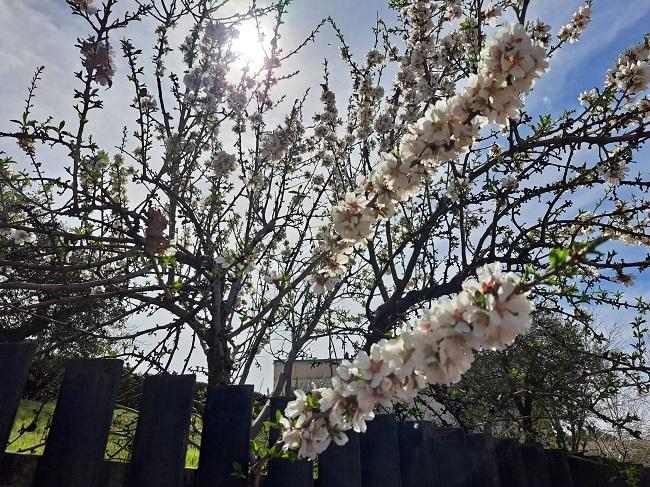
xmin=233 ymin=22 xmax=268 ymax=67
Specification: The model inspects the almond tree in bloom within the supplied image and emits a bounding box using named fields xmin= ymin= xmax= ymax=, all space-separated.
xmin=1 ymin=0 xmax=649 ymax=466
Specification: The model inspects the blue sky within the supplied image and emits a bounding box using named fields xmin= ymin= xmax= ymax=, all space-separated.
xmin=1 ymin=0 xmax=649 ymax=390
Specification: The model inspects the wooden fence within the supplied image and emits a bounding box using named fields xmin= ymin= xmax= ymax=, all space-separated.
xmin=0 ymin=342 xmax=648 ymax=487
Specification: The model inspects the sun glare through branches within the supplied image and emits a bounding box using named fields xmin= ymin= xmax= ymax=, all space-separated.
xmin=233 ymin=20 xmax=268 ymax=67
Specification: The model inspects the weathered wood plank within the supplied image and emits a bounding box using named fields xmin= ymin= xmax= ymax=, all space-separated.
xmin=0 ymin=342 xmax=36 ymax=452
xmin=466 ymin=433 xmax=500 ymax=487
xmin=319 ymin=431 xmax=361 ymax=487
xmin=125 ymin=374 xmax=196 ymax=487
xmin=359 ymin=415 xmax=402 ymax=487
xmin=566 ymin=455 xmax=628 ymax=487
xmin=494 ymin=439 xmax=529 ymax=487
xmin=430 ymin=428 xmax=472 ymax=487
xmin=32 ymin=358 xmax=123 ymax=487
xmin=196 ymin=385 xmax=254 ymax=487
xmin=397 ymin=421 xmax=439 ymax=487
xmin=521 ymin=444 xmax=552 ymax=487
xmin=545 ymin=449 xmax=573 ymax=487
xmin=266 ymin=396 xmax=313 ymax=487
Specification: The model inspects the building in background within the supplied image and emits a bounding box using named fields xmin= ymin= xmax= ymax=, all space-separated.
xmin=273 ymin=358 xmax=339 ymax=390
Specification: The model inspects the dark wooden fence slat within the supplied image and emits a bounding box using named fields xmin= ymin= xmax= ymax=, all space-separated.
xmin=32 ymin=358 xmax=123 ymax=487
xmin=566 ymin=455 xmax=627 ymax=487
xmin=196 ymin=384 xmax=254 ymax=487
xmin=638 ymin=467 xmax=650 ymax=487
xmin=0 ymin=342 xmax=36 ymax=452
xmin=266 ymin=397 xmax=313 ymax=487
xmin=359 ymin=415 xmax=402 ymax=487
xmin=465 ymin=433 xmax=501 ymax=487
xmin=545 ymin=449 xmax=573 ymax=487
xmin=318 ymin=431 xmax=361 ymax=487
xmin=397 ymin=421 xmax=439 ymax=487
xmin=521 ymin=444 xmax=553 ymax=487
xmin=495 ymin=439 xmax=529 ymax=487
xmin=430 ymin=428 xmax=472 ymax=487
xmin=125 ymin=374 xmax=196 ymax=487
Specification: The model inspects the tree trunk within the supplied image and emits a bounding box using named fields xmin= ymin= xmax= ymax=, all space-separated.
xmin=206 ymin=339 xmax=231 ymax=386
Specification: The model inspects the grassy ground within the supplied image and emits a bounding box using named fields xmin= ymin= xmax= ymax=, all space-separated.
xmin=7 ymin=399 xmax=201 ymax=468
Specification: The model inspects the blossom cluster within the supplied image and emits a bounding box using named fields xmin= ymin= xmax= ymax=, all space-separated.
xmin=0 ymin=211 xmax=37 ymax=246
xmin=557 ymin=4 xmax=592 ymax=44
xmin=80 ymin=41 xmax=115 ymax=87
xmin=310 ymin=84 xmax=345 ymax=181
xmin=606 ymin=40 xmax=650 ymax=96
xmin=597 ymin=146 xmax=631 ymax=185
xmin=484 ymin=3 xmax=502 ymax=27
xmin=280 ymin=263 xmax=534 ymax=459
xmin=395 ymin=1 xmax=441 ymax=121
xmin=529 ymin=20 xmax=552 ymax=46
xmin=354 ymin=74 xmax=386 ymax=140
xmin=180 ymin=19 xmax=260 ymax=117
xmin=210 ymin=150 xmax=238 ymax=178
xmin=310 ymin=24 xmax=548 ymax=295
xmin=72 ymin=0 xmax=98 ymax=15
xmin=564 ymin=203 xmax=650 ymax=251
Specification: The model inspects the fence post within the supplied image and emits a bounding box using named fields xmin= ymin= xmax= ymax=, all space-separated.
xmin=0 ymin=342 xmax=36 ymax=453
xmin=465 ymin=433 xmax=501 ymax=487
xmin=32 ymin=358 xmax=123 ymax=487
xmin=397 ymin=421 xmax=439 ymax=487
xmin=319 ymin=431 xmax=361 ymax=487
xmin=125 ymin=374 xmax=196 ymax=487
xmin=494 ymin=439 xmax=529 ymax=486
xmin=566 ymin=455 xmax=621 ymax=487
xmin=359 ymin=414 xmax=402 ymax=487
xmin=196 ymin=385 xmax=254 ymax=487
xmin=521 ymin=443 xmax=552 ymax=487
xmin=265 ymin=396 xmax=313 ymax=487
xmin=430 ymin=428 xmax=472 ymax=487
xmin=545 ymin=449 xmax=573 ymax=487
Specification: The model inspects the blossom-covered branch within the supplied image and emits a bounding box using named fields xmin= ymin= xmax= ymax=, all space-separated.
xmin=311 ymin=23 xmax=548 ymax=294
xmin=280 ymin=262 xmax=533 ymax=459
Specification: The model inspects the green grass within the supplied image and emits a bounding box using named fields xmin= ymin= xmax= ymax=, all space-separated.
xmin=6 ymin=399 xmax=54 ymax=456
xmin=7 ymin=399 xmax=201 ymax=468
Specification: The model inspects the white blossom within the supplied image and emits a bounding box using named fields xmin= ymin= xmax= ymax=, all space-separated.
xmin=90 ymin=285 xmax=106 ymax=295
xmin=332 ymin=193 xmax=376 ymax=242
xmin=211 ymin=150 xmax=237 ymax=177
xmin=530 ymin=20 xmax=551 ymax=46
xmin=81 ymin=42 xmax=115 ymax=87
xmin=611 ymin=60 xmax=650 ymax=94
xmin=616 ymin=273 xmax=636 ymax=288
xmin=597 ymin=146 xmax=631 ymax=185
xmin=204 ymin=21 xmax=228 ymax=44
xmin=484 ymin=3 xmax=501 ymax=27
xmin=366 ymin=49 xmax=384 ymax=66
xmin=307 ymin=273 xmax=340 ymax=295
xmin=264 ymin=271 xmax=282 ymax=288
xmin=12 ymin=229 xmax=36 ymax=245
xmin=73 ymin=0 xmax=98 ymax=15
xmin=579 ymin=88 xmax=599 ymax=107
xmin=500 ymin=175 xmax=518 ymax=189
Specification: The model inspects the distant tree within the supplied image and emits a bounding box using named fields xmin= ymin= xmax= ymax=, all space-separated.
xmin=411 ymin=313 xmax=648 ymax=453
xmin=0 ymin=219 xmax=128 ymax=399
